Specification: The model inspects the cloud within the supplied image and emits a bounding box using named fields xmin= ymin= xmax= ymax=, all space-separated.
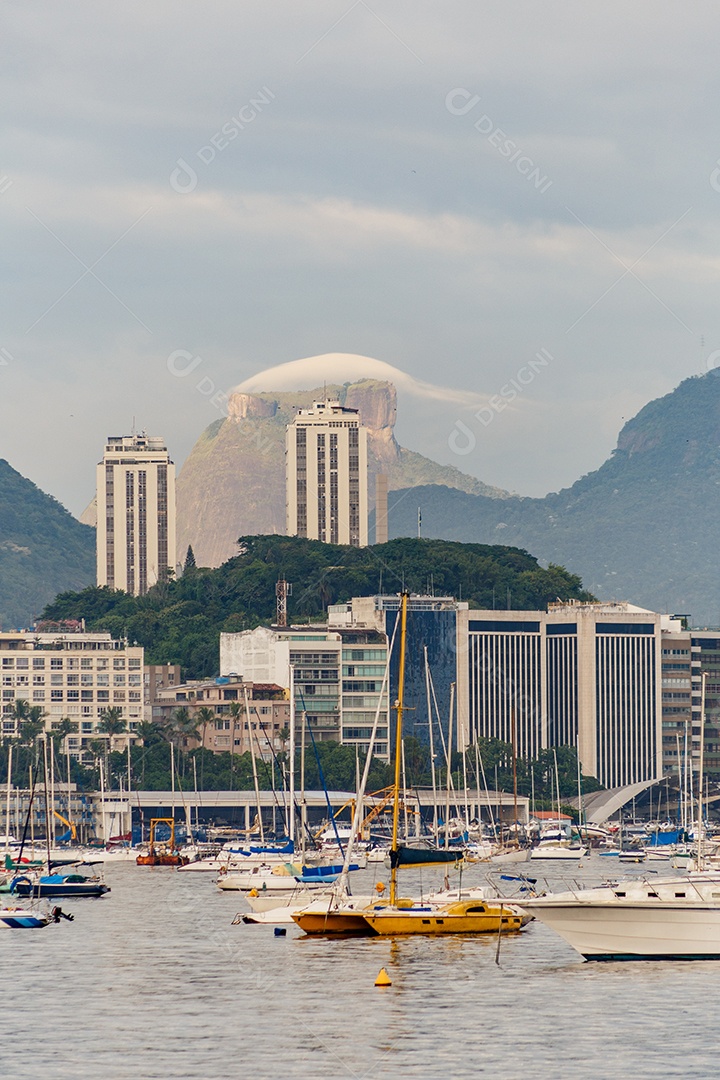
xmin=234 ymin=352 xmax=491 ymax=409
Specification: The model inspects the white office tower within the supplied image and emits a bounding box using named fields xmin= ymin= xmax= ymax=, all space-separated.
xmin=286 ymin=400 xmax=368 ymax=547
xmin=96 ymin=434 xmax=176 ymax=595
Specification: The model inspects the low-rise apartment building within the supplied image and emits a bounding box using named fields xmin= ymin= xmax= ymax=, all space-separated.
xmin=153 ymin=677 xmax=290 ymax=757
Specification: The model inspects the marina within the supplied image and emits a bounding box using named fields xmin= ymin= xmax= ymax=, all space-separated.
xmin=4 ymin=857 xmax=720 ymax=1079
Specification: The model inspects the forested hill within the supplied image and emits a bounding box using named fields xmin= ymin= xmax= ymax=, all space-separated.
xmin=0 ymin=459 xmax=95 ymax=629
xmin=43 ymin=535 xmax=593 ymax=678
xmin=389 ymin=373 xmax=720 ymax=626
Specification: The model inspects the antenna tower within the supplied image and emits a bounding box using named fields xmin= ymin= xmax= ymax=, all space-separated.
xmin=276 ymin=578 xmax=292 ymax=627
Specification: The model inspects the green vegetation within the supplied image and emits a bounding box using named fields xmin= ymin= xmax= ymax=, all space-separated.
xmin=0 ymin=459 xmax=95 ymax=629
xmin=402 ymin=736 xmax=602 ymax=803
xmin=0 ymin=727 xmax=598 ymax=818
xmin=43 ymin=534 xmax=593 ymax=679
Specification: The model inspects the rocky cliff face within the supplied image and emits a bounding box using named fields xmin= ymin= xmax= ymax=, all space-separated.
xmin=176 ymin=379 xmax=507 ymax=567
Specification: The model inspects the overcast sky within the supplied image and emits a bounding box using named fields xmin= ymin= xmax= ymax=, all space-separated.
xmin=2 ymin=2 xmax=719 ymax=516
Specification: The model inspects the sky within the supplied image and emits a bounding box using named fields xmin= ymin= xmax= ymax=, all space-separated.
xmin=2 ymin=2 xmax=720 ymax=517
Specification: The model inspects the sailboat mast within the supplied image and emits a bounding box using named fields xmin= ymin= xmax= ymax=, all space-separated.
xmin=289 ymin=666 xmax=295 ymax=846
xmin=511 ymin=708 xmax=518 ymax=841
xmin=389 ymin=593 xmax=409 ymax=907
xmin=424 ymin=647 xmax=438 ymax=837
xmin=5 ymin=743 xmax=12 ymax=854
xmin=698 ymin=671 xmax=707 ymax=870
xmin=300 ymin=708 xmax=307 ymax=860
xmin=42 ymin=735 xmax=52 ymax=870
xmin=445 ymin=683 xmax=455 ymax=850
xmin=244 ymin=688 xmax=265 ymax=843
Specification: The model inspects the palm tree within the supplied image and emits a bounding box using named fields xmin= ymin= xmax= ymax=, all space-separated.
xmin=20 ymin=712 xmax=46 ymax=747
xmin=98 ymin=707 xmax=127 ymax=745
xmin=195 ymin=706 xmax=216 ymax=791
xmin=135 ymin=719 xmax=163 ymax=747
xmin=166 ymin=706 xmax=200 ymax=750
xmin=53 ymin=716 xmax=78 ymax=753
xmin=228 ymin=700 xmax=243 ymax=769
xmin=98 ymin=707 xmax=127 ymax=788
xmin=195 ymin=706 xmax=215 ymax=753
xmin=11 ymin=698 xmax=30 ymax=739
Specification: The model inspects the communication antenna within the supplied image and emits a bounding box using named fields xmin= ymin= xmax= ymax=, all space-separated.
xmin=276 ymin=578 xmax=292 ymax=627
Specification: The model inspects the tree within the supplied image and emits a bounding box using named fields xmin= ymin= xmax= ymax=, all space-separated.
xmin=195 ymin=706 xmax=215 ymax=751
xmin=228 ymin=701 xmax=243 ymax=776
xmin=135 ymin=720 xmax=163 ymax=746
xmin=98 ymin=707 xmax=127 ymax=740
xmin=52 ymin=716 xmax=78 ymax=754
xmin=98 ymin=707 xmax=127 ymax=788
xmin=183 ymin=545 xmax=197 ymax=575
xmin=166 ymin=706 xmax=200 ymax=749
xmin=195 ymin=705 xmax=216 ymax=790
xmin=19 ymin=718 xmax=45 ymax=745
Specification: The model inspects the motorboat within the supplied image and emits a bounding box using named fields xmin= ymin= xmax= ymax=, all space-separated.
xmin=530 ymin=840 xmax=588 ymax=861
xmin=217 ymin=863 xmax=306 ymax=892
xmin=0 ymin=905 xmax=51 ymax=929
xmin=11 ymin=869 xmax=110 ymax=899
xmin=520 ymin=871 xmax=720 ymax=960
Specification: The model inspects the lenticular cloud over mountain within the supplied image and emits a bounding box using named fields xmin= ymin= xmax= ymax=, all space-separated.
xmin=235 ymin=353 xmax=489 ymax=410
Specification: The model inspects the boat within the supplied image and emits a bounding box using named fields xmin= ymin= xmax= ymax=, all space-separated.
xmin=388 ymin=842 xmax=463 ymax=869
xmin=520 ymin=871 xmax=720 ymax=960
xmin=490 ymin=845 xmax=531 ymax=864
xmin=10 ymin=869 xmax=110 ymax=899
xmin=530 ymin=839 xmax=588 ymax=861
xmin=0 ymin=905 xmax=51 ymax=929
xmin=136 ymin=819 xmax=189 ymax=866
xmin=362 ymin=897 xmax=528 ymax=936
xmin=293 ymin=594 xmax=531 ymax=940
xmin=522 ymin=672 xmax=720 ymax=961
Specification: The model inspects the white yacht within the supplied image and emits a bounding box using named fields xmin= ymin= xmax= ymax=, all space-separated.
xmin=521 ymin=871 xmax=720 ymax=960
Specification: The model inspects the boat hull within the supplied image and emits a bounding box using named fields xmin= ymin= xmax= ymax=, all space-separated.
xmin=136 ymin=854 xmax=189 ymax=866
xmin=529 ymin=846 xmax=588 ymax=861
xmin=363 ymin=902 xmax=528 ymax=936
xmin=13 ymin=882 xmax=109 ymax=898
xmin=292 ymin=909 xmax=376 ymax=935
xmin=524 ymin=900 xmax=720 ymax=959
xmin=0 ymin=907 xmax=49 ymax=928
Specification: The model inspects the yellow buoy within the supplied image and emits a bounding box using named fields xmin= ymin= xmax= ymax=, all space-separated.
xmin=375 ymin=967 xmax=392 ymax=987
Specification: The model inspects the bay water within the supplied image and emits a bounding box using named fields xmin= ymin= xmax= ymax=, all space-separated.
xmin=2 ymin=859 xmax=718 ymax=1080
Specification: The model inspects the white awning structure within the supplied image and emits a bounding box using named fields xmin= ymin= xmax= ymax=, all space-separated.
xmin=567 ymin=779 xmax=660 ymax=824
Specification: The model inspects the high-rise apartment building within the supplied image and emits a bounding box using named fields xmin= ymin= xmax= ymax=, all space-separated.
xmin=285 ymin=401 xmax=368 ymax=547
xmin=96 ymin=434 xmax=176 ymax=595
xmin=456 ymin=602 xmax=684 ymax=789
xmin=660 ymin=628 xmax=720 ymax=780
